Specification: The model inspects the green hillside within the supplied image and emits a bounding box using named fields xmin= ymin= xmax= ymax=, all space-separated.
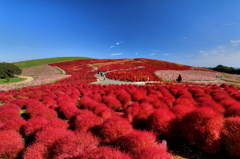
xmin=13 ymin=57 xmax=94 ymax=69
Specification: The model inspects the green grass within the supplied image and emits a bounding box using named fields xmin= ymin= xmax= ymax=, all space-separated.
xmin=0 ymin=78 xmax=27 ymax=84
xmin=14 ymin=57 xmax=94 ymax=69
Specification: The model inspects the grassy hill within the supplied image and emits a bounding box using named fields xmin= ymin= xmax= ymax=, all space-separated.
xmin=14 ymin=57 xmax=94 ymax=69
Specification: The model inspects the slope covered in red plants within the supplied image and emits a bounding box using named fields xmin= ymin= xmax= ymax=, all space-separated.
xmin=0 ymin=58 xmax=240 ymax=158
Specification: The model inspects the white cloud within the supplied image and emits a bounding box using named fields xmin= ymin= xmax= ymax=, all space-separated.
xmin=135 ymin=53 xmax=138 ymax=55
xmin=110 ymin=46 xmax=115 ymax=48
xmin=183 ymin=37 xmax=188 ymax=40
xmin=110 ymin=53 xmax=122 ymax=56
xmin=163 ymin=53 xmax=169 ymax=56
xmin=182 ymin=54 xmax=194 ymax=57
xmin=150 ymin=53 xmax=156 ymax=56
xmin=116 ymin=42 xmax=120 ymax=45
xmin=225 ymin=23 xmax=238 ymax=26
xmin=230 ymin=40 xmax=240 ymax=43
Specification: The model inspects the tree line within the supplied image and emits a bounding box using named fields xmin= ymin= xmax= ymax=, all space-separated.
xmin=208 ymin=65 xmax=240 ymax=74
xmin=0 ymin=62 xmax=22 ymax=81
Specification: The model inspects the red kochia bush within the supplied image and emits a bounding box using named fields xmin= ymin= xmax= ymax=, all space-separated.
xmin=171 ymin=104 xmax=195 ymax=121
xmin=41 ymin=118 xmax=69 ymax=131
xmin=0 ymin=117 xmax=26 ymax=132
xmin=92 ymin=103 xmax=113 ymax=119
xmin=225 ymin=105 xmax=240 ymax=117
xmin=69 ymin=109 xmax=103 ymax=132
xmin=181 ymin=107 xmax=224 ymax=154
xmin=76 ymin=146 xmax=131 ymax=159
xmin=34 ymin=128 xmax=74 ymax=149
xmin=0 ymin=103 xmax=21 ymax=111
xmin=23 ymin=143 xmax=47 ymax=159
xmin=0 ymin=130 xmax=25 ymax=159
xmin=23 ymin=116 xmax=48 ymax=136
xmin=0 ymin=108 xmax=21 ymax=123
xmin=132 ymin=145 xmax=173 ymax=159
xmin=116 ymin=89 xmax=132 ymax=104
xmin=52 ymin=131 xmax=99 ymax=159
xmin=147 ymin=108 xmax=179 ymax=140
xmin=116 ymin=130 xmax=157 ymax=155
xmin=98 ymin=116 xmax=133 ymax=144
xmin=221 ymin=117 xmax=240 ymax=157
xmin=58 ymin=101 xmax=80 ymax=119
xmin=102 ymin=95 xmax=122 ymax=111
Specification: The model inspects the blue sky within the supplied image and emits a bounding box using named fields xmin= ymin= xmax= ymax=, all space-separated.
xmin=1 ymin=0 xmax=240 ymax=67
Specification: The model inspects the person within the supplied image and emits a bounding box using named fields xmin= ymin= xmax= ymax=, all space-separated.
xmin=176 ymin=74 xmax=182 ymax=83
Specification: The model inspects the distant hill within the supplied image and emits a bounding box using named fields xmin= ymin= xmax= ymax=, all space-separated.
xmin=13 ymin=57 xmax=94 ymax=69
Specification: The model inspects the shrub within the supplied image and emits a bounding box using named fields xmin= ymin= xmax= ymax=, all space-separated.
xmin=57 ymin=101 xmax=80 ymax=120
xmin=0 ymin=117 xmax=26 ymax=132
xmin=69 ymin=109 xmax=103 ymax=132
xmin=23 ymin=116 xmax=48 ymax=136
xmin=116 ymin=89 xmax=132 ymax=104
xmin=116 ymin=130 xmax=157 ymax=155
xmin=77 ymin=146 xmax=131 ymax=159
xmin=171 ymin=104 xmax=195 ymax=121
xmin=225 ymin=105 xmax=240 ymax=117
xmin=132 ymin=145 xmax=173 ymax=159
xmin=0 ymin=108 xmax=21 ymax=123
xmin=23 ymin=143 xmax=47 ymax=159
xmin=35 ymin=128 xmax=74 ymax=149
xmin=0 ymin=130 xmax=24 ymax=159
xmin=147 ymin=108 xmax=179 ymax=140
xmin=102 ymin=95 xmax=122 ymax=111
xmin=221 ymin=117 xmax=240 ymax=157
xmin=181 ymin=107 xmax=224 ymax=154
xmin=131 ymin=90 xmax=146 ymax=101
xmin=41 ymin=118 xmax=69 ymax=131
xmin=98 ymin=116 xmax=133 ymax=145
xmin=52 ymin=131 xmax=99 ymax=158
xmin=92 ymin=103 xmax=113 ymax=119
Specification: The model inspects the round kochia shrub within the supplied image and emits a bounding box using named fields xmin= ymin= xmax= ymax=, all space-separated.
xmin=23 ymin=143 xmax=47 ymax=159
xmin=52 ymin=131 xmax=99 ymax=159
xmin=0 ymin=130 xmax=25 ymax=159
xmin=97 ymin=116 xmax=133 ymax=144
xmin=0 ymin=108 xmax=21 ymax=123
xmin=221 ymin=117 xmax=240 ymax=157
xmin=0 ymin=117 xmax=26 ymax=132
xmin=147 ymin=108 xmax=179 ymax=140
xmin=116 ymin=130 xmax=158 ymax=155
xmin=23 ymin=116 xmax=48 ymax=136
xmin=181 ymin=107 xmax=224 ymax=154
xmin=132 ymin=145 xmax=173 ymax=159
xmin=77 ymin=146 xmax=131 ymax=159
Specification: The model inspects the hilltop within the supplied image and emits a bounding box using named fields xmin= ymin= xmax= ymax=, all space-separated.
xmin=13 ymin=57 xmax=94 ymax=69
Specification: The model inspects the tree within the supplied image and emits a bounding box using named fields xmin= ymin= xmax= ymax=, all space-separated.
xmin=0 ymin=63 xmax=22 ymax=81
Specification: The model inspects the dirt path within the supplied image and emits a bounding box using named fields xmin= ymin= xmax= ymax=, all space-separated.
xmin=18 ymin=75 xmax=34 ymax=82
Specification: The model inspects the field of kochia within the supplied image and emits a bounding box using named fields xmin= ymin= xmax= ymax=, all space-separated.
xmin=0 ymin=58 xmax=240 ymax=159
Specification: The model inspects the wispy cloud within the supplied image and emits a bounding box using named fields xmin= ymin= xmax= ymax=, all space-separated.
xmin=183 ymin=54 xmax=194 ymax=57
xmin=116 ymin=41 xmax=123 ymax=45
xmin=163 ymin=53 xmax=169 ymax=56
xmin=183 ymin=37 xmax=188 ymax=40
xmin=230 ymin=40 xmax=240 ymax=43
xmin=224 ymin=23 xmax=238 ymax=26
xmin=135 ymin=53 xmax=138 ymax=55
xmin=150 ymin=53 xmax=156 ymax=56
xmin=110 ymin=53 xmax=122 ymax=56
xmin=107 ymin=41 xmax=123 ymax=51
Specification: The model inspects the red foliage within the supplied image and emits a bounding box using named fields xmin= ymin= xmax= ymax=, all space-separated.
xmin=41 ymin=118 xmax=69 ymax=131
xmin=102 ymin=95 xmax=122 ymax=111
xmin=198 ymin=101 xmax=225 ymax=114
xmin=35 ymin=128 xmax=74 ymax=148
xmin=97 ymin=116 xmax=133 ymax=144
xmin=116 ymin=130 xmax=157 ymax=155
xmin=23 ymin=143 xmax=47 ymax=159
xmin=0 ymin=103 xmax=21 ymax=111
xmin=116 ymin=89 xmax=132 ymax=104
xmin=221 ymin=117 xmax=240 ymax=157
xmin=0 ymin=117 xmax=26 ymax=132
xmin=57 ymin=101 xmax=80 ymax=120
xmin=132 ymin=145 xmax=173 ymax=159
xmin=225 ymin=105 xmax=240 ymax=117
xmin=0 ymin=130 xmax=24 ymax=159
xmin=147 ymin=108 xmax=179 ymax=140
xmin=181 ymin=107 xmax=224 ymax=154
xmin=92 ymin=103 xmax=113 ymax=119
xmin=69 ymin=109 xmax=103 ymax=132
xmin=52 ymin=131 xmax=99 ymax=158
xmin=77 ymin=146 xmax=131 ymax=159
xmin=0 ymin=108 xmax=21 ymax=123
xmin=171 ymin=104 xmax=195 ymax=121
xmin=23 ymin=116 xmax=48 ymax=136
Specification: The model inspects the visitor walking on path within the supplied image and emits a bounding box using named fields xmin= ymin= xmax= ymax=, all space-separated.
xmin=176 ymin=74 xmax=182 ymax=83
